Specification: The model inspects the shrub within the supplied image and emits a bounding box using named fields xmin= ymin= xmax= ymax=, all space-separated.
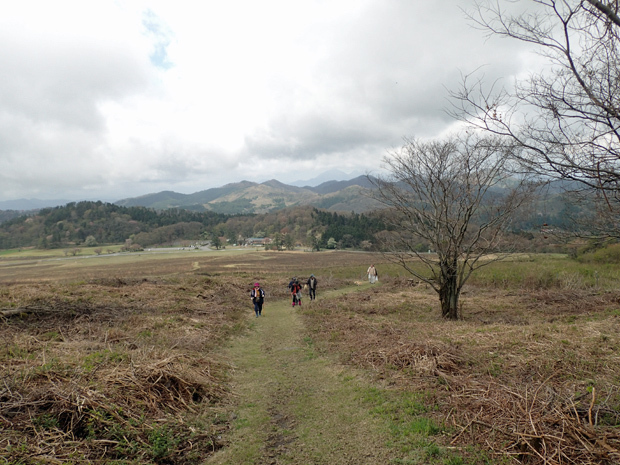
xmin=578 ymin=243 xmax=620 ymax=264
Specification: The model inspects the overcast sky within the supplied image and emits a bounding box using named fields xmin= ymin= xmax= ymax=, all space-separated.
xmin=0 ymin=0 xmax=539 ymax=202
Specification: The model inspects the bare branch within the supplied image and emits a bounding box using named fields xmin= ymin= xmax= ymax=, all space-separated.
xmin=454 ymin=1 xmax=620 ymax=237
xmin=371 ymin=132 xmax=539 ymax=319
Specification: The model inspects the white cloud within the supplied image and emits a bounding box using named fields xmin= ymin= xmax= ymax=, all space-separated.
xmin=0 ymin=0 xmax=540 ymax=201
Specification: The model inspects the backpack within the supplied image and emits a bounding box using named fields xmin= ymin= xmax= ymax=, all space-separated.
xmin=254 ymin=288 xmax=264 ymax=303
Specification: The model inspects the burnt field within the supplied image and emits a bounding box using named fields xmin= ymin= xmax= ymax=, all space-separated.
xmin=1 ymin=249 xmax=620 ymax=464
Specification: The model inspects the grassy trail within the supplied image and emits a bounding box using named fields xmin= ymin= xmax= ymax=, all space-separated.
xmin=205 ymin=286 xmax=393 ymax=464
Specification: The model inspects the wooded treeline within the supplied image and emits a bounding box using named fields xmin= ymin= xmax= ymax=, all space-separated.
xmin=0 ymin=196 xmax=576 ymax=252
xmin=0 ymin=201 xmax=388 ymax=251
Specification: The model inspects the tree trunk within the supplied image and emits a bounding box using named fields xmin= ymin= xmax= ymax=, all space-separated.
xmin=439 ymin=270 xmax=460 ymax=320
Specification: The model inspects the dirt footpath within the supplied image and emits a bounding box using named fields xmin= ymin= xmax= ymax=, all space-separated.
xmin=205 ymin=290 xmax=393 ymax=464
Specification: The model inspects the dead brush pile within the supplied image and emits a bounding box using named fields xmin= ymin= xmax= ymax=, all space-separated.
xmin=302 ymin=276 xmax=620 ymax=464
xmin=0 ymin=275 xmax=251 ymax=464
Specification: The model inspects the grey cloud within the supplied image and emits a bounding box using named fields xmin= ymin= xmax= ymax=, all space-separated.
xmin=244 ymin=110 xmax=391 ymax=159
xmin=0 ymin=1 xmax=546 ymax=202
xmin=242 ymin=1 xmax=529 ymax=165
xmin=0 ymin=13 xmax=159 ymax=200
xmin=0 ymin=29 xmax=152 ymax=132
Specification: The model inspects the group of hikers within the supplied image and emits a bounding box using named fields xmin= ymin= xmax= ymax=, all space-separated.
xmin=249 ymin=275 xmax=318 ymax=317
xmin=287 ymin=274 xmax=318 ymax=307
xmin=249 ymin=264 xmax=378 ymax=317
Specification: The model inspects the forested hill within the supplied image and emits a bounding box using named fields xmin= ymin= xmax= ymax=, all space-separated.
xmin=0 ymin=186 xmax=582 ymax=252
xmin=0 ymin=201 xmax=231 ymax=250
xmin=0 ymin=201 xmax=388 ymax=251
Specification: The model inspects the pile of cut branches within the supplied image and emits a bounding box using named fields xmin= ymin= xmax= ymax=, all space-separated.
xmin=447 ymin=378 xmax=620 ymax=464
xmin=1 ymin=354 xmax=228 ymax=463
xmin=0 ymin=274 xmax=252 ymax=464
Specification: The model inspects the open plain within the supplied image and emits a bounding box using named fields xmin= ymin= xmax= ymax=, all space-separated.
xmin=1 ymin=248 xmax=619 ymax=464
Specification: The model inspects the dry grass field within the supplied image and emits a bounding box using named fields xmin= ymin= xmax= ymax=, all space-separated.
xmin=1 ymin=249 xmax=619 ymax=464
xmin=300 ymin=271 xmax=620 ymax=463
xmin=0 ymin=250 xmax=378 ymax=464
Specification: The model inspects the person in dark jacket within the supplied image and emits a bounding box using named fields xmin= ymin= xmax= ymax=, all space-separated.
xmin=307 ymin=274 xmax=318 ymax=300
xmin=250 ymin=282 xmax=265 ymax=317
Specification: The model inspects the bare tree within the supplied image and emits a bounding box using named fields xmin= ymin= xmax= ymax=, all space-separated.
xmin=370 ymin=132 xmax=538 ymax=320
xmin=452 ymin=0 xmax=620 ymax=235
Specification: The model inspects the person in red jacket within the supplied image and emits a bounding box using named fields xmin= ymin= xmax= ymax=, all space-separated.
xmin=288 ymin=277 xmax=302 ymax=307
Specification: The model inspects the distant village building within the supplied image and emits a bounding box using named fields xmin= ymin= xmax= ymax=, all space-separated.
xmin=245 ymin=237 xmax=272 ymax=246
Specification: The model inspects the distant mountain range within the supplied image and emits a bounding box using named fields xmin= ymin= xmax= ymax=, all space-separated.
xmin=0 ymin=171 xmax=377 ymax=214
xmin=115 ymin=175 xmax=381 ymax=214
xmin=289 ymin=169 xmax=366 ymax=187
xmin=0 ymin=198 xmax=74 ymax=211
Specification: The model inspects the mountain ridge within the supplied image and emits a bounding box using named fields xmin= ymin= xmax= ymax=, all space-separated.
xmin=0 ymin=174 xmax=380 ymax=214
xmin=114 ymin=175 xmax=380 ymax=214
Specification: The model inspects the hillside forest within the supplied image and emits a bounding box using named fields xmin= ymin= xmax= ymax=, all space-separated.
xmin=0 ymin=194 xmax=574 ymax=253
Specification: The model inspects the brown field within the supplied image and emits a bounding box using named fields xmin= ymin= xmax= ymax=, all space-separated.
xmin=301 ymin=278 xmax=620 ymax=463
xmin=1 ymin=249 xmax=619 ymax=464
xmin=0 ymin=250 xmax=383 ymax=464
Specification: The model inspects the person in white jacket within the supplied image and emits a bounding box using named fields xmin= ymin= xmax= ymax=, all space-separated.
xmin=367 ymin=265 xmax=378 ymax=284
